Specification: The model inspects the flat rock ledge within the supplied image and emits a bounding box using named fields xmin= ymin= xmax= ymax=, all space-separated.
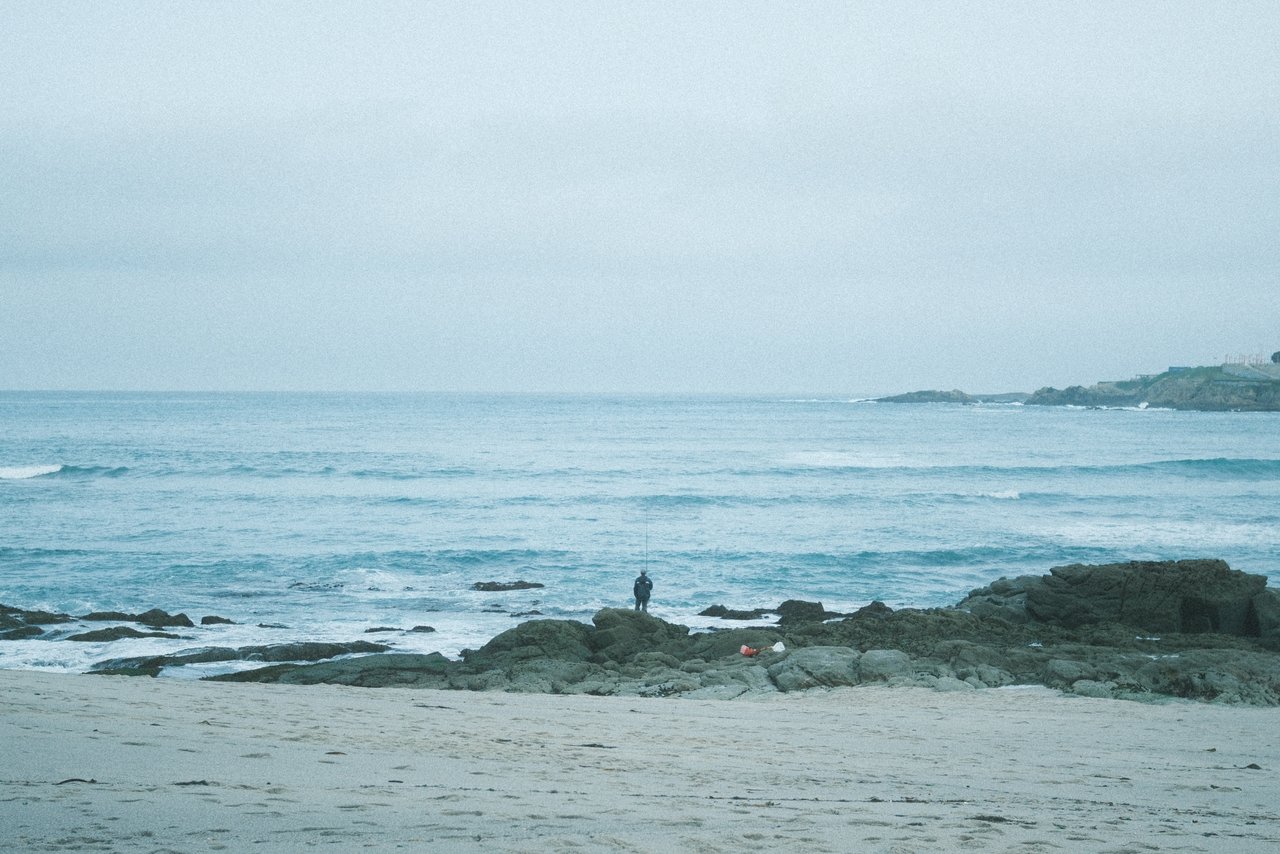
xmin=208 ymin=560 xmax=1280 ymax=706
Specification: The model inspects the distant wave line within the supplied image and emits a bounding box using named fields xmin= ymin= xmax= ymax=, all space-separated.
xmin=762 ymin=457 xmax=1280 ymax=479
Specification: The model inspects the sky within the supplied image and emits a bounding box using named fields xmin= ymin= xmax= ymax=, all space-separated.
xmin=2 ymin=3 xmax=1277 ymax=394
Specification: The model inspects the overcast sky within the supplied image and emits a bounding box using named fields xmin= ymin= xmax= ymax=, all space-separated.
xmin=2 ymin=3 xmax=1277 ymax=393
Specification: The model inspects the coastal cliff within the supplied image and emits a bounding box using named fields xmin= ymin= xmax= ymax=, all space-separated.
xmin=1025 ymin=365 xmax=1280 ymax=411
xmin=878 ymin=361 xmax=1280 ymax=411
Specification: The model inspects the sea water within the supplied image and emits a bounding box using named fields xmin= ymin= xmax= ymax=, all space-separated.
xmin=2 ymin=391 xmax=1278 ymax=676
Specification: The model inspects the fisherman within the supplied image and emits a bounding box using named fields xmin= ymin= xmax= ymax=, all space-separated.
xmin=633 ymin=569 xmax=653 ymax=612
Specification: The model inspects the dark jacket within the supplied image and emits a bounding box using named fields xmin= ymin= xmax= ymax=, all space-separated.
xmin=633 ymin=574 xmax=653 ymax=600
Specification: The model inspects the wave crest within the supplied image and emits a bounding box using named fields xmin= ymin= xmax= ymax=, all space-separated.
xmin=0 ymin=464 xmax=63 ymax=479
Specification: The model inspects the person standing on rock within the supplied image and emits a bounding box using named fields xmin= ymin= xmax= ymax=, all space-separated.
xmin=633 ymin=569 xmax=653 ymax=612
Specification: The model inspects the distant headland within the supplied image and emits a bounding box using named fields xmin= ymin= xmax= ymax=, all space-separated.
xmin=877 ymin=352 xmax=1280 ymax=412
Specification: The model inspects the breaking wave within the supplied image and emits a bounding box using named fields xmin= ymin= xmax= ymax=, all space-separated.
xmin=0 ymin=464 xmax=64 ymax=480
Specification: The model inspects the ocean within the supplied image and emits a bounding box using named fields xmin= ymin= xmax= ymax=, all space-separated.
xmin=2 ymin=391 xmax=1278 ymax=677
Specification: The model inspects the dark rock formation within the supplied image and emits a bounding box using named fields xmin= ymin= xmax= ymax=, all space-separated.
xmin=463 ymin=616 xmax=594 ymax=666
xmin=1 ymin=625 xmax=45 ymax=640
xmin=91 ymin=640 xmax=391 ymax=676
xmin=2 ymin=603 xmax=221 ymax=642
xmin=2 ymin=604 xmax=74 ymax=630
xmin=699 ymin=601 xmax=844 ymax=623
xmin=81 ymin=611 xmax=135 ymax=622
xmin=10 ymin=561 xmax=1280 ymax=705
xmin=68 ymin=626 xmax=184 ymax=642
xmin=957 ymin=559 xmax=1274 ymax=638
xmin=80 ymin=608 xmax=195 ymax=628
xmin=209 ymin=560 xmax=1280 ymax=705
xmin=776 ymin=600 xmax=842 ymax=625
xmin=1255 ymin=590 xmax=1280 ymax=640
xmin=135 ymin=609 xmax=195 ymax=628
xmin=472 ymin=580 xmax=545 ymax=591
xmin=200 ymin=615 xmax=234 ymax=625
xmin=699 ymin=605 xmax=771 ymax=620
xmin=211 ymin=652 xmax=455 ymax=687
xmin=409 ymin=625 xmax=436 ymax=633
xmin=585 ymin=608 xmax=692 ymax=663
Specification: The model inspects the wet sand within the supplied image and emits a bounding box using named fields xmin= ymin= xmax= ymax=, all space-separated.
xmin=1 ymin=670 xmax=1277 ymax=852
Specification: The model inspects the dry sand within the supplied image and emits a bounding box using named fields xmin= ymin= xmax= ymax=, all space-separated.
xmin=1 ymin=670 xmax=1277 ymax=853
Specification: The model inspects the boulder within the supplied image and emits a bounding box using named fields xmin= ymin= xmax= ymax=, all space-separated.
xmin=462 ymin=618 xmax=593 ymax=668
xmin=200 ymin=615 xmax=234 ymax=625
xmin=776 ymin=600 xmax=830 ymax=625
xmin=1072 ymin=679 xmax=1118 ymax=699
xmin=858 ymin=649 xmax=914 ymax=681
xmin=689 ymin=661 xmax=776 ymax=695
xmin=930 ymin=676 xmax=976 ymax=692
xmin=851 ymin=601 xmax=894 ymax=619
xmin=955 ymin=576 xmax=1036 ymax=624
xmin=767 ymin=647 xmax=861 ymax=692
xmin=587 ymin=609 xmax=690 ymax=663
xmin=1045 ymin=658 xmax=1097 ymax=685
xmin=135 ymin=608 xmax=195 ymax=628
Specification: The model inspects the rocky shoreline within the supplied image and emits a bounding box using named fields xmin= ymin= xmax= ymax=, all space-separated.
xmin=4 ymin=559 xmax=1278 ymax=705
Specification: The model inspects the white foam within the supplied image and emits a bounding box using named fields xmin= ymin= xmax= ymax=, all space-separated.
xmin=0 ymin=464 xmax=62 ymax=480
xmin=980 ymin=490 xmax=1021 ymax=500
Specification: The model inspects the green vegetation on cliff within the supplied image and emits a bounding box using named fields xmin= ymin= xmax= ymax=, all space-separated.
xmin=880 ymin=362 xmax=1280 ymax=411
xmin=1026 ymin=365 xmax=1280 ymax=411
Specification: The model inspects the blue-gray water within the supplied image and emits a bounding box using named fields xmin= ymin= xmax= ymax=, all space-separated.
xmin=2 ymin=392 xmax=1278 ymax=675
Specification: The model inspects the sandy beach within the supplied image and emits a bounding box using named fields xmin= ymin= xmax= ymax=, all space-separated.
xmin=1 ymin=671 xmax=1277 ymax=852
